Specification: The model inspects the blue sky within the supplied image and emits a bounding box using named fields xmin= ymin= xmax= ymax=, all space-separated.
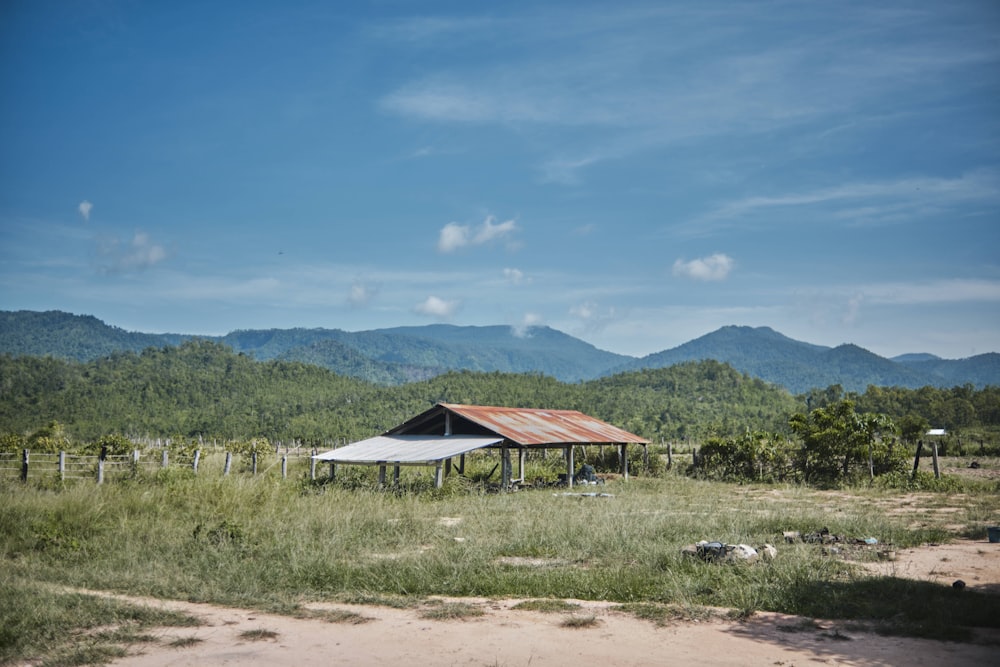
xmin=2 ymin=1 xmax=998 ymax=360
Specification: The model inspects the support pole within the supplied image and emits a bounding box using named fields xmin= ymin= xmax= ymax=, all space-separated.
xmin=310 ymin=450 xmax=317 ymax=480
xmin=224 ymin=452 xmax=233 ymax=476
xmin=912 ymin=440 xmax=923 ymax=479
xmin=281 ymin=455 xmax=287 ymax=479
xmin=435 ymin=463 xmax=444 ymax=488
xmin=931 ymin=440 xmax=940 ymax=479
xmin=193 ymin=450 xmax=201 ymax=474
xmin=59 ymin=450 xmax=66 ymax=481
xmin=161 ymin=450 xmax=169 ymax=469
xmin=620 ymin=444 xmax=629 ymax=480
xmin=21 ymin=449 xmax=28 ymax=482
xmin=566 ymin=445 xmax=574 ymax=488
xmin=378 ymin=464 xmax=386 ymax=487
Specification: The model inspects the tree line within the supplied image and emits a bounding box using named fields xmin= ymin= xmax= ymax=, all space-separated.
xmin=0 ymin=340 xmax=996 ymax=466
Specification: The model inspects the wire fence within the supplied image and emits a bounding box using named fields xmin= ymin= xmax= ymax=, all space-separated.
xmin=0 ymin=447 xmax=327 ymax=485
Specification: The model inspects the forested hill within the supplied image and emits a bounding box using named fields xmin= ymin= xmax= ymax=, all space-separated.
xmin=2 ymin=311 xmax=997 ymax=392
xmin=618 ymin=325 xmax=999 ymax=393
xmin=0 ymin=340 xmax=801 ymax=443
xmin=2 ymin=341 xmax=997 ymax=446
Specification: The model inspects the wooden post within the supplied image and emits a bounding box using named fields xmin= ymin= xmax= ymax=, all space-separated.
xmin=132 ymin=449 xmax=140 ymax=476
xmin=912 ymin=440 xmax=923 ymax=479
xmin=566 ymin=445 xmax=574 ymax=489
xmin=223 ymin=452 xmax=233 ymax=475
xmin=393 ymin=465 xmax=400 ymax=487
xmin=434 ymin=463 xmax=444 ymax=488
xmin=459 ymin=453 xmax=466 ymax=475
xmin=251 ymin=451 xmax=258 ymax=475
xmin=518 ymin=449 xmax=526 ymax=484
xmin=59 ymin=450 xmax=66 ymax=481
xmin=620 ymin=444 xmax=629 ymax=480
xmin=193 ymin=450 xmax=201 ymax=474
xmin=281 ymin=455 xmax=287 ymax=479
xmin=501 ymin=445 xmax=511 ymax=490
xmin=931 ymin=440 xmax=940 ymax=479
xmin=329 ymin=461 xmax=336 ymax=482
xmin=643 ymin=444 xmax=649 ymax=471
xmin=378 ymin=464 xmax=386 ymax=487
xmin=310 ymin=450 xmax=317 ymax=480
xmin=21 ymin=449 xmax=28 ymax=482
xmin=667 ymin=441 xmax=673 ymax=470
xmin=161 ymin=450 xmax=169 ymax=469
xmin=96 ymin=447 xmax=106 ymax=484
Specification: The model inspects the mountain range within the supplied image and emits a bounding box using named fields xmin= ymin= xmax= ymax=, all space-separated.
xmin=1 ymin=310 xmax=996 ymax=394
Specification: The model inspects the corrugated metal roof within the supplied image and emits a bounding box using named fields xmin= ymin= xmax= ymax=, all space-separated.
xmin=436 ymin=403 xmax=649 ymax=446
xmin=312 ymin=434 xmax=502 ymax=465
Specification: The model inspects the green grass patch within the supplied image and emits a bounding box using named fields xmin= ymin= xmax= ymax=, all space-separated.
xmin=418 ymin=601 xmax=485 ymax=620
xmin=511 ymin=599 xmax=581 ymax=613
xmin=2 ymin=472 xmax=999 ymax=662
xmin=0 ymin=575 xmax=200 ymax=666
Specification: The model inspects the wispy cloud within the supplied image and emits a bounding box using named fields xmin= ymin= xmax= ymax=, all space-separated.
xmin=414 ymin=295 xmax=460 ymax=318
xmin=672 ymin=253 xmax=734 ymax=281
xmin=437 ymin=215 xmax=518 ymax=253
xmin=503 ymin=267 xmax=529 ymax=285
xmin=684 ymin=169 xmax=1000 ymax=234
xmin=511 ymin=311 xmax=543 ymax=338
xmin=378 ymin=5 xmax=1000 ymax=183
xmin=569 ymin=299 xmax=618 ymax=333
xmin=78 ymin=200 xmax=92 ymax=222
xmin=96 ymin=231 xmax=168 ymax=273
xmin=348 ymin=279 xmax=379 ymax=307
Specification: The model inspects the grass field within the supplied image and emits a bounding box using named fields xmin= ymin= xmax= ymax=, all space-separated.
xmin=2 ymin=454 xmax=999 ymax=665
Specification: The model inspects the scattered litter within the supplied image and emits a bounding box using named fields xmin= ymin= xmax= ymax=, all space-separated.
xmin=682 ymin=541 xmax=776 ymax=563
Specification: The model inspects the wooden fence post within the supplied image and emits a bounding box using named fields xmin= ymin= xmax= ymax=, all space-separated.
xmin=912 ymin=440 xmax=923 ymax=479
xmin=931 ymin=440 xmax=940 ymax=479
xmin=667 ymin=441 xmax=673 ymax=470
xmin=281 ymin=455 xmax=287 ymax=479
xmin=59 ymin=450 xmax=66 ymax=481
xmin=251 ymin=451 xmax=258 ymax=475
xmin=192 ymin=450 xmax=201 ymax=474
xmin=21 ymin=449 xmax=28 ymax=482
xmin=223 ymin=452 xmax=232 ymax=476
xmin=161 ymin=450 xmax=169 ymax=469
xmin=309 ymin=449 xmax=317 ymax=480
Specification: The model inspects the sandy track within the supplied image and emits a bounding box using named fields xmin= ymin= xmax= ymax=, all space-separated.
xmin=91 ymin=539 xmax=1000 ymax=667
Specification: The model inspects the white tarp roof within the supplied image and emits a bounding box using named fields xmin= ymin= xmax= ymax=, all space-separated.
xmin=312 ymin=434 xmax=503 ymax=465
xmin=926 ymin=428 xmax=947 ymax=436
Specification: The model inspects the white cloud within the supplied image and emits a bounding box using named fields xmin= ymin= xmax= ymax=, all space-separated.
xmin=78 ymin=200 xmax=92 ymax=222
xmin=569 ymin=300 xmax=618 ymax=333
xmin=414 ymin=295 xmax=460 ymax=318
xmin=503 ymin=267 xmax=529 ymax=285
xmin=511 ymin=312 xmax=543 ymax=338
xmin=437 ymin=215 xmax=518 ymax=253
xmin=672 ymin=254 xmax=734 ymax=281
xmin=97 ymin=231 xmax=168 ymax=273
xmin=348 ymin=280 xmax=379 ymax=307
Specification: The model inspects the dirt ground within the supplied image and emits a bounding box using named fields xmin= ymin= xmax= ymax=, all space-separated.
xmin=94 ymin=539 xmax=1000 ymax=667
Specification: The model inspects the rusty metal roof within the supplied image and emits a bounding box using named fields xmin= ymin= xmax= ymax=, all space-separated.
xmin=389 ymin=403 xmax=648 ymax=446
xmin=313 ymin=434 xmax=503 ymax=465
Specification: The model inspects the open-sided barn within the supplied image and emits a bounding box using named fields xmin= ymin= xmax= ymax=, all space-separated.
xmin=313 ymin=402 xmax=649 ymax=489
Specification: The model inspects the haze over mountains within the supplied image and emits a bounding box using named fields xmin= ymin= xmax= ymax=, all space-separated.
xmin=1 ymin=310 xmax=996 ymax=394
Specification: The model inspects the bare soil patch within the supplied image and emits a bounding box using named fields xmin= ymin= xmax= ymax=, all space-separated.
xmin=91 ymin=540 xmax=1000 ymax=667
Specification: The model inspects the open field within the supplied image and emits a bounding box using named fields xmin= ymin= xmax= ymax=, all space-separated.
xmin=2 ymin=458 xmax=999 ymax=665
